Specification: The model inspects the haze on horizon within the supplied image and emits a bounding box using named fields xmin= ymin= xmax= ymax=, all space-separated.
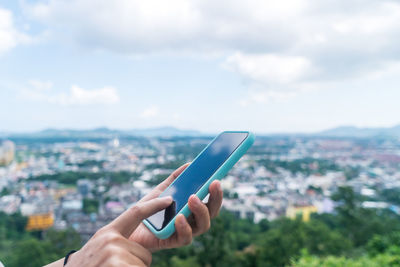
xmin=1 ymin=0 xmax=400 ymax=134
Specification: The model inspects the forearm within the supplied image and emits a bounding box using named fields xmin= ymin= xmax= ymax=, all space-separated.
xmin=44 ymin=258 xmax=64 ymax=267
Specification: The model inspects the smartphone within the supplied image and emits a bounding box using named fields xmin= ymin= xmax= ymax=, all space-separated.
xmin=143 ymin=131 xmax=255 ymax=239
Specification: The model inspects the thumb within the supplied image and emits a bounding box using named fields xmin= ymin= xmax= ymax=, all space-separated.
xmin=110 ymin=196 xmax=173 ymax=238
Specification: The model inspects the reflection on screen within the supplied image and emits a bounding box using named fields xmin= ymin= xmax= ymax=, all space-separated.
xmin=146 ymin=132 xmax=248 ymax=230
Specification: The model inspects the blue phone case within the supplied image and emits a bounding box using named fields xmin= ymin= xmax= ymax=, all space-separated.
xmin=143 ymin=131 xmax=255 ymax=239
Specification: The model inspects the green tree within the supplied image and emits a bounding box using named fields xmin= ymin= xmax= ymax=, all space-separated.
xmin=195 ymin=212 xmax=238 ymax=267
xmin=292 ymin=249 xmax=400 ymax=267
xmin=331 ymin=187 xmax=400 ymax=247
xmin=4 ymin=238 xmax=54 ymax=267
xmin=44 ymin=228 xmax=82 ymax=256
xmin=83 ymin=198 xmax=99 ymax=214
xmin=255 ymin=218 xmax=306 ymax=266
xmin=0 ymin=212 xmax=27 ymax=240
xmin=303 ymin=220 xmax=352 ymax=256
xmin=367 ymin=232 xmax=400 ymax=256
xmin=170 ymin=256 xmax=201 ymax=267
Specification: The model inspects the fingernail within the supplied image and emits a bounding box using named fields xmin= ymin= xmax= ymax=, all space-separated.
xmin=192 ymin=195 xmax=200 ymax=206
xmin=179 ymin=215 xmax=186 ymax=226
xmin=216 ymin=182 xmax=221 ymax=190
xmin=162 ymin=196 xmax=173 ymax=202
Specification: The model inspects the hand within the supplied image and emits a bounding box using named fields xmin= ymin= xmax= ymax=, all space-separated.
xmin=129 ymin=163 xmax=224 ymax=251
xmin=65 ymin=197 xmax=174 ymax=267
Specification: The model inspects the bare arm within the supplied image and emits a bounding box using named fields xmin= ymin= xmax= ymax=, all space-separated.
xmin=44 ymin=257 xmax=64 ymax=267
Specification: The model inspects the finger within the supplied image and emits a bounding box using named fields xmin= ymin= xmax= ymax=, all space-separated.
xmin=206 ymin=180 xmax=223 ymax=218
xmin=174 ymin=214 xmax=192 ymax=246
xmin=158 ymin=214 xmax=192 ymax=250
xmin=124 ymin=241 xmax=152 ymax=267
xmin=188 ymin=194 xmax=211 ymax=236
xmin=111 ymin=196 xmax=173 ymax=238
xmin=140 ymin=163 xmax=190 ymax=202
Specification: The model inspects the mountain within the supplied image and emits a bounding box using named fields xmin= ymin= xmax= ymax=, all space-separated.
xmin=124 ymin=126 xmax=202 ymax=137
xmin=4 ymin=125 xmax=400 ymax=139
xmin=5 ymin=127 xmax=203 ymax=138
xmin=318 ymin=125 xmax=400 ymax=138
xmin=36 ymin=127 xmax=120 ymax=137
xmin=0 ymin=131 xmax=10 ymax=138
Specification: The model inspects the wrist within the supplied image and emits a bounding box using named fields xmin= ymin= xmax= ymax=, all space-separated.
xmin=64 ymin=250 xmax=78 ymax=266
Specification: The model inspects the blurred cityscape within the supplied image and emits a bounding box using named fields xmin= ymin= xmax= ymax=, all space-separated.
xmin=1 ymin=132 xmax=400 ymax=242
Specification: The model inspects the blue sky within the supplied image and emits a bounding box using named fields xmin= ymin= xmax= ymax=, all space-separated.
xmin=1 ymin=0 xmax=400 ymax=134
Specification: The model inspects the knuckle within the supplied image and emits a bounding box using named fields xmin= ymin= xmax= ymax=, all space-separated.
xmin=145 ymin=250 xmax=152 ymax=266
xmin=184 ymin=237 xmax=193 ymax=246
xmin=106 ymin=255 xmax=121 ymax=266
xmin=205 ymin=220 xmax=211 ymax=231
xmin=105 ymin=245 xmax=122 ymax=257
xmin=129 ymin=204 xmax=143 ymax=218
xmin=104 ymin=233 xmax=122 ymax=245
xmin=134 ymin=244 xmax=152 ymax=266
xmin=94 ymin=226 xmax=108 ymax=237
xmin=210 ymin=212 xmax=216 ymax=219
xmin=215 ymin=209 xmax=221 ymax=217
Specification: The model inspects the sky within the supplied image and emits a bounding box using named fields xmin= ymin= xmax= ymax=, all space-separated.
xmin=1 ymin=0 xmax=400 ymax=134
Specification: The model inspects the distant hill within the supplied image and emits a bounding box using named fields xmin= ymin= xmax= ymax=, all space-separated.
xmin=4 ymin=125 xmax=400 ymax=139
xmin=123 ymin=126 xmax=202 ymax=137
xmin=5 ymin=127 xmax=203 ymax=138
xmin=318 ymin=125 xmax=400 ymax=138
xmin=0 ymin=132 xmax=10 ymax=138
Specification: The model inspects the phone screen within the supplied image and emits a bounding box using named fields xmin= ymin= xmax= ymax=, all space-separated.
xmin=145 ymin=132 xmax=249 ymax=230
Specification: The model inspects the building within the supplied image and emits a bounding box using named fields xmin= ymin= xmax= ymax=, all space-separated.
xmin=77 ymin=179 xmax=93 ymax=197
xmin=26 ymin=213 xmax=54 ymax=231
xmin=0 ymin=140 xmax=15 ymax=166
xmin=286 ymin=205 xmax=318 ymax=222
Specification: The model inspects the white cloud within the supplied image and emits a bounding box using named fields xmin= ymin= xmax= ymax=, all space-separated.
xmin=21 ymin=0 xmax=400 ymax=104
xmin=24 ymin=0 xmax=400 ymax=59
xmin=0 ymin=7 xmax=31 ymax=55
xmin=172 ymin=112 xmax=181 ymax=120
xmin=331 ymin=2 xmax=400 ymax=35
xmin=223 ymin=52 xmax=313 ymax=85
xmin=22 ymin=0 xmax=307 ymax=54
xmin=22 ymin=82 xmax=120 ymax=105
xmin=29 ymin=80 xmax=53 ymax=91
xmin=66 ymin=85 xmax=120 ymax=105
xmin=223 ymin=52 xmax=315 ymax=105
xmin=239 ymin=90 xmax=299 ymax=107
xmin=140 ymin=106 xmax=159 ymax=118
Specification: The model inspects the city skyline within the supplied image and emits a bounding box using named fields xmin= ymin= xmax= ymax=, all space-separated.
xmin=2 ymin=0 xmax=400 ymax=133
